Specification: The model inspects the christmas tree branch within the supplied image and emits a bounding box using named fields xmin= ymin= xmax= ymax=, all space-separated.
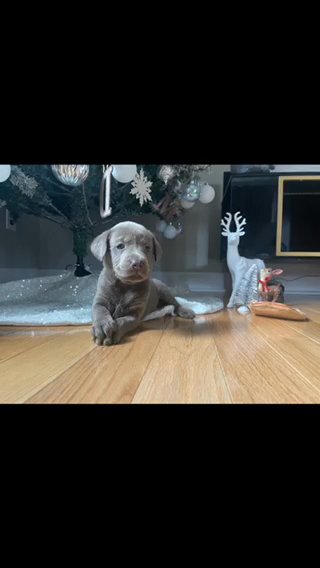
xmin=14 ymin=203 xmax=71 ymax=229
xmin=41 ymin=176 xmax=73 ymax=193
xmin=81 ymin=184 xmax=94 ymax=227
xmin=46 ymin=201 xmax=71 ymax=224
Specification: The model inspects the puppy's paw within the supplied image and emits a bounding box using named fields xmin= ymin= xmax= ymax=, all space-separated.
xmin=176 ymin=306 xmax=196 ymax=319
xmin=111 ymin=330 xmax=122 ymax=345
xmin=92 ymin=319 xmax=118 ymax=346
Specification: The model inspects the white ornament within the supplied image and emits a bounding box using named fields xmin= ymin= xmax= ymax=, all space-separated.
xmin=181 ymin=199 xmax=195 ymax=209
xmin=0 ymin=199 xmax=7 ymax=208
xmin=0 ymin=165 xmax=11 ymax=183
xmin=112 ymin=165 xmax=137 ymax=183
xmin=163 ymin=223 xmax=177 ymax=239
xmin=156 ymin=220 xmax=167 ymax=233
xmin=221 ymin=211 xmax=265 ymax=309
xmin=130 ymin=167 xmax=153 ymax=207
xmin=237 ymin=305 xmax=250 ymax=314
xmin=199 ymin=183 xmax=215 ymax=204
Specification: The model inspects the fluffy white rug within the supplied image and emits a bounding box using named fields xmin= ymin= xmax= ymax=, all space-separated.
xmin=0 ymin=272 xmax=224 ymax=326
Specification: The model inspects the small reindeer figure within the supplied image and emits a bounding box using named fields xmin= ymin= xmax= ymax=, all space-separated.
xmin=259 ymin=268 xmax=284 ymax=302
xmin=221 ymin=212 xmax=265 ymax=308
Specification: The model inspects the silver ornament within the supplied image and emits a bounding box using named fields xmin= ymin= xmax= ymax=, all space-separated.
xmin=158 ymin=165 xmax=176 ymax=184
xmin=175 ymin=221 xmax=183 ymax=235
xmin=51 ymin=165 xmax=90 ymax=186
xmin=181 ymin=177 xmax=201 ymax=202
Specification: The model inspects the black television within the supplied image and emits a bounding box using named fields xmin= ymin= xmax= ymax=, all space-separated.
xmin=221 ymin=172 xmax=320 ymax=260
xmin=276 ymin=176 xmax=320 ymax=257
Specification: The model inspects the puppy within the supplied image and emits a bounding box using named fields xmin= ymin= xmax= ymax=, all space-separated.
xmin=90 ymin=221 xmax=195 ymax=346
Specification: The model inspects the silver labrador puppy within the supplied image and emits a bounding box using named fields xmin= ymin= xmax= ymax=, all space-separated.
xmin=91 ymin=221 xmax=195 ymax=346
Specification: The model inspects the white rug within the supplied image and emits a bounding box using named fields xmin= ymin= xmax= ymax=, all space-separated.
xmin=0 ymin=272 xmax=224 ymax=326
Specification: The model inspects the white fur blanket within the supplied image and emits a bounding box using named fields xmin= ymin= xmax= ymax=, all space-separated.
xmin=0 ymin=272 xmax=223 ymax=326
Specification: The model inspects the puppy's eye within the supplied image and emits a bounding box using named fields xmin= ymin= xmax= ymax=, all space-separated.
xmin=145 ymin=245 xmax=151 ymax=251
xmin=117 ymin=244 xmax=125 ymax=250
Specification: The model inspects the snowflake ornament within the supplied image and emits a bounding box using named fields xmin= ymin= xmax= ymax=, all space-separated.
xmin=10 ymin=166 xmax=39 ymax=198
xmin=130 ymin=168 xmax=153 ymax=207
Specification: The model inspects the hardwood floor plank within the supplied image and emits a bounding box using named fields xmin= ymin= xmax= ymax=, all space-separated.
xmin=26 ymin=319 xmax=170 ymax=404
xmin=0 ymin=328 xmax=94 ymax=403
xmin=211 ymin=310 xmax=320 ymax=403
xmin=0 ymin=327 xmax=83 ymax=363
xmin=294 ymin=305 xmax=320 ymax=324
xmin=276 ymin=317 xmax=320 ymax=345
xmin=133 ymin=316 xmax=232 ymax=404
xmin=248 ymin=313 xmax=320 ymax=395
xmin=288 ymin=296 xmax=320 ymax=322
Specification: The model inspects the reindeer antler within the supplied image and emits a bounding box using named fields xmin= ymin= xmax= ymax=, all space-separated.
xmin=234 ymin=211 xmax=246 ymax=235
xmin=221 ymin=212 xmax=232 ymax=236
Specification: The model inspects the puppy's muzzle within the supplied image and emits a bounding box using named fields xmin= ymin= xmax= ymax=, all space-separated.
xmin=131 ymin=259 xmax=146 ymax=272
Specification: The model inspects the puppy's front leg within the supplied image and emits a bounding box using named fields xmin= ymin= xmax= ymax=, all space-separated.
xmin=153 ymin=279 xmax=195 ymax=319
xmin=92 ymin=303 xmax=117 ymax=346
xmin=112 ymin=315 xmax=142 ymax=344
xmin=112 ymin=303 xmax=145 ymax=344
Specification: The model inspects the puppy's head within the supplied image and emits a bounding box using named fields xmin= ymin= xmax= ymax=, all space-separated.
xmin=91 ymin=221 xmax=162 ymax=283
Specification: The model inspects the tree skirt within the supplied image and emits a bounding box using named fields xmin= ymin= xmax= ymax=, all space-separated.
xmin=0 ymin=272 xmax=224 ymax=326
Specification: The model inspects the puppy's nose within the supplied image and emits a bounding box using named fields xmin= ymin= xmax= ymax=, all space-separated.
xmin=131 ymin=259 xmax=146 ymax=271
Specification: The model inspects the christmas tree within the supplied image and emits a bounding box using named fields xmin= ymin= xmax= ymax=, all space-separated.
xmin=0 ymin=164 xmax=214 ymax=276
xmin=233 ymin=264 xmax=259 ymax=307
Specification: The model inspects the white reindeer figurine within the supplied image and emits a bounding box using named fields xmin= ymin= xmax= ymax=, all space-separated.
xmin=221 ymin=212 xmax=265 ymax=309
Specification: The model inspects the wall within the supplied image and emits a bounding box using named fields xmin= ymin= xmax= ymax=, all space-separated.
xmin=273 ymin=165 xmax=320 ymax=172
xmin=0 ymin=208 xmax=40 ymax=273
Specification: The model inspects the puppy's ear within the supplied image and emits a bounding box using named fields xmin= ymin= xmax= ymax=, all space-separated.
xmin=152 ymin=235 xmax=162 ymax=263
xmin=90 ymin=230 xmax=111 ymax=262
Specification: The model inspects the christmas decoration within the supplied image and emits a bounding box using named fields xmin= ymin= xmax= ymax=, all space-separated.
xmin=158 ymin=165 xmax=176 ymax=184
xmin=0 ymin=199 xmax=6 ymax=208
xmin=130 ymin=167 xmax=153 ymax=206
xmin=192 ymin=165 xmax=211 ymax=171
xmin=51 ymin=165 xmax=90 ymax=186
xmin=10 ymin=166 xmax=39 ymax=198
xmin=250 ymin=301 xmax=307 ymax=321
xmin=181 ymin=177 xmax=201 ymax=201
xmin=0 ymin=165 xmax=212 ymax=275
xmin=156 ymin=219 xmax=167 ymax=233
xmin=199 ymin=183 xmax=215 ymax=204
xmin=163 ymin=223 xmax=178 ymax=239
xmin=258 ymin=268 xmax=285 ymax=303
xmin=180 ymin=198 xmax=195 ymax=209
xmin=100 ymin=165 xmax=113 ymax=219
xmin=233 ymin=263 xmax=259 ymax=313
xmin=112 ymin=165 xmax=137 ymax=183
xmin=0 ymin=165 xmax=11 ymax=183
xmin=221 ymin=211 xmax=265 ymax=309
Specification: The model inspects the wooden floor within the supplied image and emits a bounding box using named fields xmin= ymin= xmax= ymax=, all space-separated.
xmin=1 ymin=295 xmax=320 ymax=404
